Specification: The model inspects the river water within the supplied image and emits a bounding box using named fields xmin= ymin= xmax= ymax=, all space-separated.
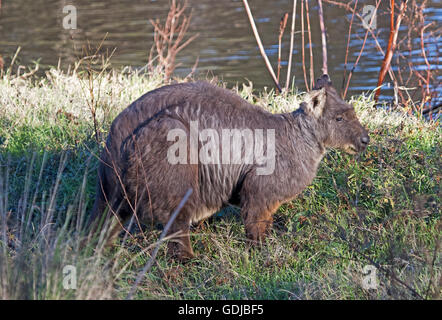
xmin=0 ymin=0 xmax=440 ymax=101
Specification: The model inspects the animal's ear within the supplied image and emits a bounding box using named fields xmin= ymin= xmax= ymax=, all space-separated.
xmin=303 ymin=87 xmax=327 ymax=118
xmin=313 ymin=74 xmax=332 ymax=90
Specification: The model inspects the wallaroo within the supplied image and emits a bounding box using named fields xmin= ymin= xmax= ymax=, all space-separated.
xmin=87 ymin=74 xmax=369 ymax=260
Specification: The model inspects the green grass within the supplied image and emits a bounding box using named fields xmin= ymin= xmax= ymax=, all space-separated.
xmin=0 ymin=67 xmax=440 ymax=300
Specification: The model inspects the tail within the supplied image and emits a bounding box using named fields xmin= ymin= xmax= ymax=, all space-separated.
xmin=88 ymin=184 xmax=107 ymax=231
xmin=87 ymin=154 xmax=112 ymax=233
xmin=81 ymin=172 xmax=109 ymax=249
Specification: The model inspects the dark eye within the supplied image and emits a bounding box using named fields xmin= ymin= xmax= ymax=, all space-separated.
xmin=336 ymin=116 xmax=343 ymax=122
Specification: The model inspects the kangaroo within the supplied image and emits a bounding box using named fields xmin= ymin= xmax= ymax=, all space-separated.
xmin=88 ymin=74 xmax=369 ymax=260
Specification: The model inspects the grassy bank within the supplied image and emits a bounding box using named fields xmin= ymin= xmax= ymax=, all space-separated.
xmin=0 ymin=68 xmax=440 ymax=299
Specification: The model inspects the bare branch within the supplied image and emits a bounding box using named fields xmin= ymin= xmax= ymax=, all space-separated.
xmin=242 ymin=0 xmax=282 ymax=93
xmin=285 ymin=1 xmax=297 ymax=92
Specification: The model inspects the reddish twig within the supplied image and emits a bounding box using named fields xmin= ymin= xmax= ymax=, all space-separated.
xmin=278 ymin=12 xmax=289 ymax=83
xmin=374 ymin=0 xmax=408 ymax=103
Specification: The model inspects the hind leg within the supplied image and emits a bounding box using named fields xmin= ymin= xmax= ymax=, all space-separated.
xmin=123 ymin=116 xmax=198 ymax=259
xmin=166 ymin=211 xmax=194 ymax=261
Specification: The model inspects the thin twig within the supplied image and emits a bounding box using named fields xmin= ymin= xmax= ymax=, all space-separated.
xmin=301 ymin=0 xmax=309 ymax=91
xmin=419 ymin=22 xmax=433 ymax=108
xmin=305 ymin=0 xmax=315 ymax=89
xmin=285 ymin=1 xmax=297 ymax=92
xmin=317 ymin=0 xmax=328 ymax=75
xmin=242 ymin=0 xmax=282 ymax=93
xmin=6 ymin=47 xmax=21 ymax=78
xmin=341 ymin=0 xmax=358 ymax=96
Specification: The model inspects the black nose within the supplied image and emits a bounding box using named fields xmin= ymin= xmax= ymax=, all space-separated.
xmin=361 ymin=135 xmax=370 ymax=145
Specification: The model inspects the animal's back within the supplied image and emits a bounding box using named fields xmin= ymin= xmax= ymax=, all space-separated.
xmin=107 ymin=81 xmax=264 ymax=160
xmin=91 ymin=81 xmax=271 ymax=225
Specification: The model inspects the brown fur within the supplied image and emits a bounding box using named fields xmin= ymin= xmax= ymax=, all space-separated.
xmin=88 ymin=74 xmax=369 ymax=260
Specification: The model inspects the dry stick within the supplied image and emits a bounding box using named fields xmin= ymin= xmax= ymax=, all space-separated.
xmin=7 ymin=46 xmax=21 ymax=78
xmin=277 ymin=12 xmax=289 ymax=84
xmin=341 ymin=0 xmax=358 ymax=97
xmin=285 ymin=0 xmax=297 ymax=92
xmin=411 ymin=11 xmax=430 ymax=117
xmin=374 ymin=0 xmax=408 ymax=103
xmin=317 ymin=0 xmax=328 ymax=75
xmin=301 ymin=0 xmax=309 ymax=91
xmin=343 ymin=0 xmax=381 ymax=99
xmin=186 ymin=55 xmax=200 ymax=80
xmin=242 ymin=0 xmax=282 ymax=93
xmin=11 ymin=64 xmax=39 ymax=83
xmin=126 ymin=188 xmax=193 ymax=300
xmin=305 ymin=0 xmax=314 ymax=89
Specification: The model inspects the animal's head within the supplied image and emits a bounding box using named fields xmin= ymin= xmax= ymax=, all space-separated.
xmin=300 ymin=74 xmax=369 ymax=154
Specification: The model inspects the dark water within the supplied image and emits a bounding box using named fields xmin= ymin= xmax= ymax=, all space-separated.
xmin=0 ymin=0 xmax=440 ymax=100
